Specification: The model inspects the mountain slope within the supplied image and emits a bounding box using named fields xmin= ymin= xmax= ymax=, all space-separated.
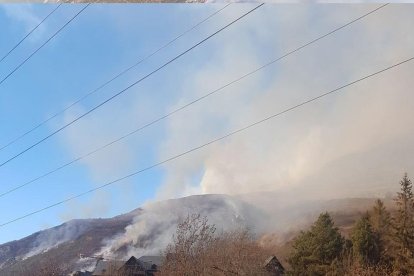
xmin=0 ymin=211 xmax=138 ymax=274
xmin=0 ymin=193 xmax=389 ymax=274
xmin=0 ymin=194 xmax=263 ymax=274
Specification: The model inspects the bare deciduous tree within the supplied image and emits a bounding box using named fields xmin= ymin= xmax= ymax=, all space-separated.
xmin=14 ymin=259 xmax=66 ymax=276
xmin=159 ymin=213 xmax=276 ymax=276
xmin=209 ymin=229 xmax=274 ymax=275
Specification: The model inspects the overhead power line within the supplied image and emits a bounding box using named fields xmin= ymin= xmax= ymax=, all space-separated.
xmin=0 ymin=3 xmax=263 ymax=169
xmin=1 ymin=55 xmax=412 ymax=227
xmin=0 ymin=4 xmax=388 ymax=199
xmin=0 ymin=3 xmax=231 ymax=153
xmin=0 ymin=4 xmax=62 ymax=64
xmin=0 ymin=4 xmax=89 ymax=87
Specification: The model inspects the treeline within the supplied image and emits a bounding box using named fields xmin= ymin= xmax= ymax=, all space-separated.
xmin=160 ymin=174 xmax=414 ymax=276
xmin=287 ymin=173 xmax=414 ymax=275
xmin=10 ymin=174 xmax=413 ymax=276
xmin=159 ymin=214 xmax=277 ymax=276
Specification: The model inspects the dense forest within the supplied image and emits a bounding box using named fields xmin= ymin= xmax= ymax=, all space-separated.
xmin=286 ymin=173 xmax=414 ymax=275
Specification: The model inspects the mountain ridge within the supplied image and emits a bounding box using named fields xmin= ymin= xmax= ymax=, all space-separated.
xmin=0 ymin=193 xmax=389 ymax=274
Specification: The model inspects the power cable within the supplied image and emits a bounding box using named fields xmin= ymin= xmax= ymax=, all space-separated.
xmin=0 ymin=4 xmax=89 ymax=87
xmin=0 ymin=3 xmax=263 ymax=168
xmin=1 ymin=54 xmax=412 ymax=227
xmin=0 ymin=3 xmax=387 ymax=198
xmin=0 ymin=4 xmax=62 ymax=63
xmin=0 ymin=3 xmax=231 ymax=152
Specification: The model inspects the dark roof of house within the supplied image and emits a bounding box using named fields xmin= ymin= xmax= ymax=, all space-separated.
xmin=92 ymin=260 xmax=124 ymax=276
xmin=122 ymin=256 xmax=146 ymax=270
xmin=264 ymin=256 xmax=276 ymax=265
xmin=138 ymin=255 xmax=164 ymax=268
xmin=70 ymin=272 xmax=92 ymax=276
xmin=124 ymin=256 xmax=140 ymax=266
xmin=264 ymin=255 xmax=284 ymax=271
xmin=92 ymin=255 xmax=164 ymax=275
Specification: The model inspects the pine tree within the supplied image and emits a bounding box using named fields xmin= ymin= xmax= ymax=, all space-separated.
xmin=370 ymin=199 xmax=392 ymax=264
xmin=371 ymin=199 xmax=391 ymax=237
xmin=351 ymin=213 xmax=380 ymax=266
xmin=393 ymin=173 xmax=414 ymax=273
xmin=288 ymin=212 xmax=344 ymax=275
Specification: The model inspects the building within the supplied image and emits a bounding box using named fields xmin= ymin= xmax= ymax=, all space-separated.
xmin=92 ymin=255 xmax=163 ymax=276
xmin=92 ymin=259 xmax=124 ymax=275
xmin=263 ymin=255 xmax=285 ymax=276
xmin=138 ymin=255 xmax=163 ymax=271
xmin=70 ymin=271 xmax=93 ymax=276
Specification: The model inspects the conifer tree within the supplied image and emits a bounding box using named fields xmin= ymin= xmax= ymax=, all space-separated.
xmin=288 ymin=212 xmax=344 ymax=275
xmin=371 ymin=199 xmax=391 ymax=237
xmin=351 ymin=213 xmax=380 ymax=266
xmin=370 ymin=199 xmax=392 ymax=263
xmin=393 ymin=173 xmax=414 ymax=273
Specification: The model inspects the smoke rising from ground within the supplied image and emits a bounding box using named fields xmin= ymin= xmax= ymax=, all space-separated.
xmin=23 ymin=219 xmax=93 ymax=259
xmin=57 ymin=5 xmax=414 ymax=217
xmin=98 ymin=194 xmax=265 ymax=259
xmin=156 ymin=4 xmax=414 ymax=200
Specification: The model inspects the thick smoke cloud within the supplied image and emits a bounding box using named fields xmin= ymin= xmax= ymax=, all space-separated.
xmin=156 ymin=4 xmax=414 ymax=200
xmin=58 ymin=4 xmax=414 ymax=215
xmin=98 ymin=194 xmax=265 ymax=259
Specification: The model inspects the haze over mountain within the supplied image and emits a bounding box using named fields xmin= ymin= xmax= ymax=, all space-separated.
xmin=0 ymin=193 xmax=388 ymax=274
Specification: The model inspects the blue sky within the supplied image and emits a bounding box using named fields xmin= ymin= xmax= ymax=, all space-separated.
xmin=0 ymin=3 xmax=266 ymax=243
xmin=1 ymin=3 xmax=414 ymax=244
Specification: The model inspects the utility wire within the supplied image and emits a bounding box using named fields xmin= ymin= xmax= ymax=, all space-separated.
xmin=0 ymin=3 xmax=387 ymax=199
xmin=0 ymin=4 xmax=62 ymax=64
xmin=0 ymin=4 xmax=263 ymax=169
xmin=0 ymin=4 xmax=89 ymax=87
xmin=1 ymin=55 xmax=412 ymax=227
xmin=0 ymin=3 xmax=231 ymax=152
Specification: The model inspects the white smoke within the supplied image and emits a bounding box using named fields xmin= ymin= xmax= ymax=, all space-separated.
xmin=23 ymin=219 xmax=93 ymax=259
xmin=56 ymin=5 xmax=414 ymax=218
xmin=156 ymin=4 xmax=414 ymax=199
xmin=98 ymin=194 xmax=266 ymax=259
xmin=95 ymin=193 xmax=384 ymax=261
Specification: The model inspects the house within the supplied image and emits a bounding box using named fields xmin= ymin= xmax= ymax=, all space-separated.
xmin=263 ymin=255 xmax=285 ymax=276
xmin=138 ymin=255 xmax=164 ymax=272
xmin=70 ymin=271 xmax=93 ymax=276
xmin=118 ymin=256 xmax=146 ymax=275
xmin=92 ymin=259 xmax=124 ymax=275
xmin=92 ymin=255 xmax=163 ymax=276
